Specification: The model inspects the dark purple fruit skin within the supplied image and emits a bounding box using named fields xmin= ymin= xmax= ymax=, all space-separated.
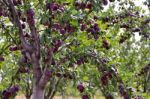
xmin=2 ymin=90 xmax=11 ymax=99
xmin=18 ymin=67 xmax=29 ymax=73
xmin=27 ymin=9 xmax=35 ymax=17
xmin=101 ymin=75 xmax=108 ymax=85
xmin=56 ymin=72 xmax=62 ymax=77
xmin=20 ymin=56 xmax=27 ymax=63
xmin=53 ymin=23 xmax=61 ymax=30
xmin=75 ymin=2 xmax=92 ymax=10
xmin=21 ymin=23 xmax=26 ymax=29
xmin=123 ymin=94 xmax=130 ymax=99
xmin=93 ymin=16 xmax=99 ymax=20
xmin=132 ymin=28 xmax=140 ymax=32
xmin=119 ymin=38 xmax=125 ymax=44
xmin=86 ymin=3 xmax=92 ymax=9
xmin=82 ymin=95 xmax=89 ymax=99
xmin=109 ymin=0 xmax=115 ymax=2
xmin=52 ymin=39 xmax=62 ymax=53
xmin=46 ymin=3 xmax=59 ymax=11
xmin=77 ymin=84 xmax=84 ymax=93
xmin=118 ymin=84 xmax=126 ymax=96
xmin=144 ymin=18 xmax=150 ymax=24
xmin=74 ymin=2 xmax=82 ymax=10
xmin=103 ymin=0 xmax=108 ymax=5
xmin=63 ymin=73 xmax=68 ymax=78
xmin=9 ymin=46 xmax=18 ymax=51
xmin=103 ymin=17 xmax=109 ymax=22
xmin=21 ymin=17 xmax=26 ymax=22
xmin=45 ymin=70 xmax=52 ymax=77
xmin=60 ymin=29 xmax=66 ymax=35
xmin=120 ymin=24 xmax=129 ymax=28
xmin=17 ymin=10 xmax=22 ymax=17
xmin=80 ymin=2 xmax=86 ymax=9
xmin=0 ymin=56 xmax=5 ymax=61
xmin=76 ymin=58 xmax=84 ymax=65
xmin=9 ymin=85 xmax=19 ymax=92
xmin=26 ymin=9 xmax=35 ymax=25
xmin=102 ymin=40 xmax=110 ymax=50
xmin=2 ymin=85 xmax=19 ymax=99
xmin=81 ymin=24 xmax=86 ymax=31
xmin=106 ymin=94 xmax=114 ymax=99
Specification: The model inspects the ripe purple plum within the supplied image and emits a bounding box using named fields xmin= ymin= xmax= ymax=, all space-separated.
xmin=9 ymin=46 xmax=18 ymax=51
xmin=86 ymin=2 xmax=92 ymax=9
xmin=77 ymin=83 xmax=85 ymax=93
xmin=102 ymin=40 xmax=110 ymax=50
xmin=0 ymin=56 xmax=5 ymax=62
xmin=21 ymin=23 xmax=26 ymax=29
xmin=45 ymin=70 xmax=52 ymax=77
xmin=60 ymin=29 xmax=66 ymax=35
xmin=21 ymin=17 xmax=26 ymax=22
xmin=82 ymin=94 xmax=89 ymax=99
xmin=106 ymin=94 xmax=114 ymax=99
xmin=103 ymin=0 xmax=108 ymax=5
xmin=27 ymin=9 xmax=35 ymax=17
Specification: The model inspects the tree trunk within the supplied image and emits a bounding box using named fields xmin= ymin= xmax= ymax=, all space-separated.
xmin=62 ymin=92 xmax=65 ymax=99
xmin=32 ymin=85 xmax=44 ymax=99
xmin=26 ymin=96 xmax=31 ymax=99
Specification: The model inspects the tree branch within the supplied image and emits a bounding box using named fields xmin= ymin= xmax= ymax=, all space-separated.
xmin=7 ymin=0 xmax=33 ymax=52
xmin=39 ymin=48 xmax=53 ymax=88
xmin=8 ymin=0 xmax=42 ymax=86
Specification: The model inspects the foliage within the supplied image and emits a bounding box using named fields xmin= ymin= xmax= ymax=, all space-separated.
xmin=0 ymin=0 xmax=150 ymax=99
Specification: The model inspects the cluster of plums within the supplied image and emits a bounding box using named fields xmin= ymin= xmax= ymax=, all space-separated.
xmin=79 ymin=18 xmax=101 ymax=40
xmin=118 ymin=84 xmax=130 ymax=99
xmin=26 ymin=9 xmax=35 ymax=26
xmin=46 ymin=2 xmax=65 ymax=13
xmin=18 ymin=66 xmax=29 ymax=73
xmin=106 ymin=94 xmax=114 ymax=99
xmin=86 ymin=23 xmax=100 ymax=40
xmin=74 ymin=1 xmax=92 ymax=10
xmin=102 ymin=39 xmax=110 ymax=49
xmin=2 ymin=85 xmax=19 ymax=99
xmin=100 ymin=71 xmax=113 ymax=86
xmin=52 ymin=39 xmax=63 ymax=53
xmin=138 ymin=64 xmax=150 ymax=76
xmin=12 ymin=0 xmax=35 ymax=31
xmin=9 ymin=45 xmax=23 ymax=52
xmin=76 ymin=56 xmax=88 ymax=65
xmin=102 ymin=0 xmax=115 ymax=5
xmin=13 ymin=0 xmax=28 ymax=28
xmin=0 ymin=0 xmax=22 ymax=17
xmin=55 ymin=71 xmax=74 ymax=80
xmin=51 ymin=23 xmax=75 ymax=35
xmin=77 ymin=83 xmax=90 ymax=99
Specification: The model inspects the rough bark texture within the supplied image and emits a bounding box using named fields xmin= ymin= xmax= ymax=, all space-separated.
xmin=32 ymin=85 xmax=44 ymax=99
xmin=6 ymin=1 xmax=52 ymax=99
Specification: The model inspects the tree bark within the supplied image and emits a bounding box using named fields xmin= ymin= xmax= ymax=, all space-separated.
xmin=32 ymin=85 xmax=44 ymax=99
xmin=25 ymin=96 xmax=31 ymax=99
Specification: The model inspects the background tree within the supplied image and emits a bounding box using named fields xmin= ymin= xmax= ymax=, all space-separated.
xmin=0 ymin=0 xmax=149 ymax=99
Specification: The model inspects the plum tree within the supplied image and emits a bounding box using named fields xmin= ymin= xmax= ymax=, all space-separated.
xmin=0 ymin=0 xmax=150 ymax=99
